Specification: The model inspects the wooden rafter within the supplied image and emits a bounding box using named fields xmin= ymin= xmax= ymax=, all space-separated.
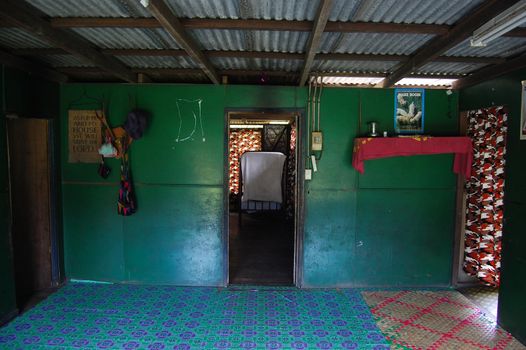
xmin=299 ymin=0 xmax=334 ymax=86
xmin=0 ymin=49 xmax=68 ymax=83
xmin=318 ymin=53 xmax=505 ymax=65
xmin=381 ymin=0 xmax=521 ymax=88
xmin=0 ymin=0 xmax=136 ymax=82
xmin=452 ymin=54 xmax=526 ymax=89
xmin=142 ymin=0 xmax=219 ymax=84
xmin=50 ymin=17 xmax=160 ymax=28
xmin=57 ymin=67 xmax=299 ymax=78
xmin=312 ymin=71 xmax=465 ymax=79
xmin=325 ymin=22 xmax=448 ymax=34
xmin=506 ymin=27 xmax=526 ymax=37
xmin=11 ymin=48 xmax=505 ymax=65
xmin=45 ymin=17 xmax=464 ymax=36
xmin=57 ymin=67 xmax=465 ymax=81
xmin=12 ymin=48 xmax=66 ymax=56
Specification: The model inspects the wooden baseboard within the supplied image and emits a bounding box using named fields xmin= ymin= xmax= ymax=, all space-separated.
xmin=0 ymin=308 xmax=19 ymax=327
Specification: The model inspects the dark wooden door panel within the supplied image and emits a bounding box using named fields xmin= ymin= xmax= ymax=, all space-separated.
xmin=7 ymin=118 xmax=52 ymax=306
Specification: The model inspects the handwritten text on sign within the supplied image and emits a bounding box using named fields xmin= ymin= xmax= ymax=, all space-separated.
xmin=68 ymin=110 xmax=102 ymax=163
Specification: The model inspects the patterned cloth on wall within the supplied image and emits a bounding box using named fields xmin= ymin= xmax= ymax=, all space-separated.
xmin=286 ymin=123 xmax=297 ymax=217
xmin=464 ymin=106 xmax=507 ymax=287
xmin=229 ymin=129 xmax=262 ymax=195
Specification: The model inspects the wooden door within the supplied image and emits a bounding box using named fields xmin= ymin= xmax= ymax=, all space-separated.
xmin=7 ymin=118 xmax=52 ymax=307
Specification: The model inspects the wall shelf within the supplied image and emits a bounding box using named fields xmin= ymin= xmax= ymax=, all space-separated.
xmin=352 ymin=136 xmax=473 ymax=177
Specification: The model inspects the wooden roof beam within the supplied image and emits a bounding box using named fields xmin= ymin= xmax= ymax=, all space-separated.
xmin=299 ymin=0 xmax=333 ymax=86
xmin=57 ymin=67 xmax=466 ymax=79
xmin=142 ymin=0 xmax=219 ymax=84
xmin=0 ymin=0 xmax=136 ymax=82
xmin=319 ymin=53 xmax=505 ymax=64
xmin=47 ymin=17 xmax=455 ymax=35
xmin=57 ymin=67 xmax=298 ymax=78
xmin=452 ymin=54 xmax=526 ymax=89
xmin=381 ymin=0 xmax=521 ymax=88
xmin=11 ymin=48 xmax=505 ymax=65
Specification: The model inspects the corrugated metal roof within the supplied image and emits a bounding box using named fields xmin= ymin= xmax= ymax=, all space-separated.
xmin=116 ymin=55 xmax=198 ymax=69
xmin=0 ymin=28 xmax=51 ymax=48
xmin=165 ymin=0 xmax=239 ymax=18
xmin=210 ymin=57 xmax=302 ymax=71
xmin=71 ymin=28 xmax=181 ymax=49
xmin=251 ymin=30 xmax=309 ymax=52
xmin=396 ymin=77 xmax=456 ymax=87
xmin=2 ymin=0 xmax=516 ymax=85
xmin=416 ymin=62 xmax=486 ymax=75
xmin=189 ymin=29 xmax=309 ymax=52
xmin=228 ymin=74 xmax=299 ymax=85
xmin=320 ymin=32 xmax=434 ymax=55
xmin=164 ymin=0 xmax=484 ymax=24
xmin=444 ymin=37 xmax=526 ymax=58
xmin=317 ymin=76 xmax=384 ymax=86
xmin=312 ymin=60 xmax=399 ymax=73
xmin=36 ymin=54 xmax=95 ymax=67
xmin=240 ymin=0 xmax=320 ymax=20
xmin=331 ymin=0 xmax=485 ymax=25
xmin=151 ymin=72 xmax=210 ymax=83
xmin=26 ymin=0 xmax=151 ymax=17
xmin=189 ymin=29 xmax=245 ymax=51
xmin=165 ymin=0 xmax=321 ymax=20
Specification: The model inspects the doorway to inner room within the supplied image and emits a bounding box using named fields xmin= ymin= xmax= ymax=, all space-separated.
xmin=453 ymin=107 xmax=507 ymax=321
xmin=225 ymin=110 xmax=303 ymax=286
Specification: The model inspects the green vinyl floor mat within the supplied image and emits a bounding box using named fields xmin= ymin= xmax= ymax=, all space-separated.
xmin=0 ymin=282 xmax=389 ymax=349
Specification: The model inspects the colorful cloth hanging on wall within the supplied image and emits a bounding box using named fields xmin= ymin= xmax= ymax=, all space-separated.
xmin=286 ymin=123 xmax=296 ymax=217
xmin=464 ymin=106 xmax=507 ymax=287
xmin=117 ymin=133 xmax=136 ymax=216
xmin=229 ymin=129 xmax=262 ymax=195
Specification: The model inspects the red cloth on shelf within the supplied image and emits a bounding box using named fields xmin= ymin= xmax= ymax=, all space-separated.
xmin=352 ymin=136 xmax=473 ymax=177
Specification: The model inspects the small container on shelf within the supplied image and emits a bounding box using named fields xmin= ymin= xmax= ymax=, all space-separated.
xmin=368 ymin=121 xmax=378 ymax=137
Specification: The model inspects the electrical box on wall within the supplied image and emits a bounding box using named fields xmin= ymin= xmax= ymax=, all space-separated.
xmin=311 ymin=131 xmax=323 ymax=151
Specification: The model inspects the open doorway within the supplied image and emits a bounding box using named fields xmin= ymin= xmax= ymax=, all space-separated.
xmin=226 ymin=110 xmax=301 ymax=286
xmin=453 ymin=107 xmax=507 ymax=321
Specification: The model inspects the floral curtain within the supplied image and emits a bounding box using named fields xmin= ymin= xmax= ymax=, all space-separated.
xmin=464 ymin=106 xmax=507 ymax=287
xmin=285 ymin=122 xmax=296 ymax=217
xmin=229 ymin=129 xmax=262 ymax=195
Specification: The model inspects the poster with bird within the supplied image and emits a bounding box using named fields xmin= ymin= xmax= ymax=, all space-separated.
xmin=394 ymin=88 xmax=424 ymax=134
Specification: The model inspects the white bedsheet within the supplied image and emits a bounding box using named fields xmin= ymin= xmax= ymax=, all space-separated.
xmin=240 ymin=151 xmax=286 ymax=203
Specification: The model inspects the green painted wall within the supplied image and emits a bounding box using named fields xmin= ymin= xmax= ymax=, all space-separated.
xmin=60 ymin=84 xmax=458 ymax=287
xmin=460 ymin=69 xmax=526 ymax=344
xmin=303 ymin=88 xmax=458 ymax=287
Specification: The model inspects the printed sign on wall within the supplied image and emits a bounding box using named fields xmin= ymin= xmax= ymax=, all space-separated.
xmin=68 ymin=110 xmax=102 ymax=163
xmin=394 ymin=88 xmax=425 ymax=134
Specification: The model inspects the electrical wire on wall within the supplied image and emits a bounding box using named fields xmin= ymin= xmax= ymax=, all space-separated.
xmin=306 ymin=75 xmax=324 ymax=174
xmin=317 ymin=76 xmax=322 ymax=133
xmin=306 ymin=78 xmax=312 ymax=170
xmin=312 ymin=76 xmax=323 ymax=161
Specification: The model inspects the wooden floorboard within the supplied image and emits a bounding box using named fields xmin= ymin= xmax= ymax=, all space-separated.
xmin=229 ymin=212 xmax=294 ymax=286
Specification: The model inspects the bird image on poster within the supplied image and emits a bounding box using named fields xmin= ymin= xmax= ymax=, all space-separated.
xmin=394 ymin=88 xmax=424 ymax=134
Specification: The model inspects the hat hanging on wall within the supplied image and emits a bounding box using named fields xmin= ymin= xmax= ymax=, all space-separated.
xmin=124 ymin=109 xmax=149 ymax=140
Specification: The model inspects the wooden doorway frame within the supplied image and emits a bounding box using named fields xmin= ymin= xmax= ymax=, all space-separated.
xmin=451 ymin=111 xmax=478 ymax=286
xmin=223 ymin=108 xmax=306 ymax=287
